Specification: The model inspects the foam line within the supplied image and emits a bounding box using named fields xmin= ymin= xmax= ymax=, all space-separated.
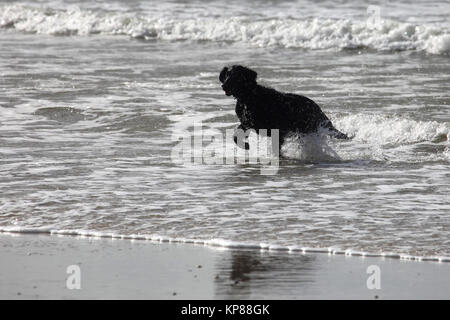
xmin=0 ymin=227 xmax=448 ymax=263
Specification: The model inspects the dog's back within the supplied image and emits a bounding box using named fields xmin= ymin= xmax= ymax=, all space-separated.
xmin=220 ymin=65 xmax=349 ymax=143
xmin=249 ymin=86 xmax=330 ymax=134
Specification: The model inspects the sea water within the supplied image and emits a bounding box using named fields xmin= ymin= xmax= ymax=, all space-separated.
xmin=0 ymin=0 xmax=449 ymax=262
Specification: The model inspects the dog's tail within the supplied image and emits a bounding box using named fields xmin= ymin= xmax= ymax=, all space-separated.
xmin=329 ymin=128 xmax=350 ymax=140
xmin=320 ymin=121 xmax=350 ymax=140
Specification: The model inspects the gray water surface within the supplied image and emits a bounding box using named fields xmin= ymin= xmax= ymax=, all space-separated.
xmin=0 ymin=0 xmax=449 ymax=260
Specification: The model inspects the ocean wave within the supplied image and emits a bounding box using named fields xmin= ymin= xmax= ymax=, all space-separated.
xmin=1 ymin=4 xmax=449 ymax=55
xmin=270 ymin=113 xmax=449 ymax=163
xmin=334 ymin=113 xmax=450 ymax=146
xmin=1 ymin=226 xmax=449 ymax=262
xmin=328 ymin=113 xmax=450 ymax=162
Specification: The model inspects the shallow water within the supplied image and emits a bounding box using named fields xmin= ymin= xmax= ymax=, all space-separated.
xmin=0 ymin=0 xmax=449 ymax=261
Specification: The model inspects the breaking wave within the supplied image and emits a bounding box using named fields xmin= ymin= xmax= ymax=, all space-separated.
xmin=1 ymin=4 xmax=449 ymax=55
xmin=263 ymin=113 xmax=449 ymax=162
xmin=335 ymin=113 xmax=450 ymax=146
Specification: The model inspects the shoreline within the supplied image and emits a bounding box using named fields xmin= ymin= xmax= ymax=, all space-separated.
xmin=1 ymin=233 xmax=449 ymax=299
xmin=1 ymin=229 xmax=449 ymax=264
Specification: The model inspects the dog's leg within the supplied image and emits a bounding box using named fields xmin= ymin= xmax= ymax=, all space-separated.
xmin=276 ymin=132 xmax=287 ymax=154
xmin=233 ymin=124 xmax=250 ymax=150
xmin=265 ymin=129 xmax=285 ymax=155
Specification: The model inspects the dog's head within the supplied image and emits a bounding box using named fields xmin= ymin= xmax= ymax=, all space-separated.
xmin=219 ymin=65 xmax=257 ymax=97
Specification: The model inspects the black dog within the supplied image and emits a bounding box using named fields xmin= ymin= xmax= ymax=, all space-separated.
xmin=219 ymin=65 xmax=348 ymax=150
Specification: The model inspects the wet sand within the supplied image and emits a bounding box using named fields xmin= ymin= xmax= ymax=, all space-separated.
xmin=0 ymin=233 xmax=449 ymax=299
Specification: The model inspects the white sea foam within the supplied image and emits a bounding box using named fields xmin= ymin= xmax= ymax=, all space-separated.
xmin=334 ymin=113 xmax=449 ymax=146
xmin=168 ymin=108 xmax=449 ymax=164
xmin=0 ymin=227 xmax=448 ymax=263
xmin=254 ymin=113 xmax=449 ymax=163
xmin=281 ymin=131 xmax=342 ymax=162
xmin=1 ymin=4 xmax=449 ymax=55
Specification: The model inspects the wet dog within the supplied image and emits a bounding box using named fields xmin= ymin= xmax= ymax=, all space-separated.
xmin=219 ymin=65 xmax=348 ymax=150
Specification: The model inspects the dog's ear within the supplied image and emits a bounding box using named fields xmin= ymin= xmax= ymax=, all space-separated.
xmin=219 ymin=67 xmax=228 ymax=83
xmin=239 ymin=66 xmax=257 ymax=83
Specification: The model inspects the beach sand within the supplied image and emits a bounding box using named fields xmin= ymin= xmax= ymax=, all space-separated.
xmin=0 ymin=233 xmax=449 ymax=300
